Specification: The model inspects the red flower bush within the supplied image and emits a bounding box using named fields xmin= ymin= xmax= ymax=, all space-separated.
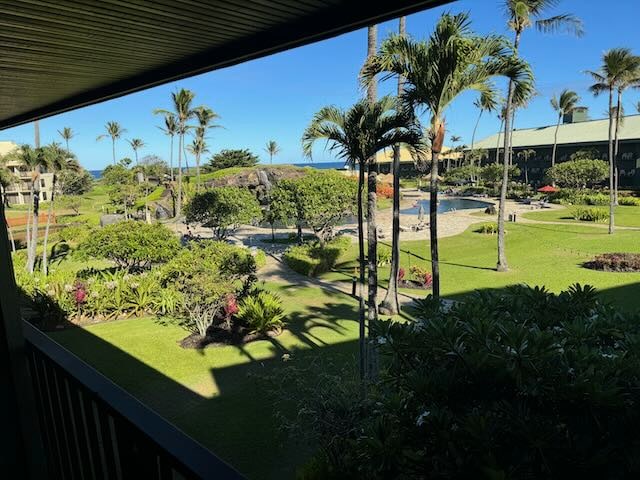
xmin=376 ymin=183 xmax=394 ymax=199
xmin=74 ymin=282 xmax=87 ymax=305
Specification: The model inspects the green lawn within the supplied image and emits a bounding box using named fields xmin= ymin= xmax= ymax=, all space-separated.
xmin=50 ymin=282 xmax=361 ymax=480
xmin=522 ymin=205 xmax=640 ymax=228
xmin=320 ymin=222 xmax=640 ymax=310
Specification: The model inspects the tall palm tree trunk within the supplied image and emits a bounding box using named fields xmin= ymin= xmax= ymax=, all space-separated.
xmin=495 ymin=118 xmax=504 ymax=164
xmin=429 ymin=149 xmax=440 ymax=297
xmin=169 ymin=135 xmax=175 ymax=182
xmin=196 ymin=153 xmax=201 ymax=192
xmin=176 ymin=133 xmax=184 ymax=222
xmin=365 ymin=24 xmax=379 ymax=382
xmin=112 ymin=139 xmax=116 ymax=165
xmin=357 ymin=164 xmax=366 ymax=388
xmin=551 ymin=114 xmax=561 ymax=174
xmin=41 ymin=177 xmax=56 ymax=275
xmin=497 ymin=30 xmax=521 ymax=272
xmin=27 ymin=187 xmax=40 ymax=273
xmin=613 ymin=90 xmax=622 ymax=205
xmin=607 ymin=87 xmax=615 ymax=234
xmin=380 ymin=17 xmax=405 ymax=316
xmin=471 ymin=110 xmax=482 ymax=151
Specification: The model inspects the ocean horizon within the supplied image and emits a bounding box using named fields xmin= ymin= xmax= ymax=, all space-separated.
xmin=89 ymin=161 xmax=348 ymax=180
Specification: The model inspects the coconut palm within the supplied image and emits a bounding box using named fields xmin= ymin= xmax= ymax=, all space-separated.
xmin=154 ymin=89 xmax=197 ymax=220
xmin=471 ymin=91 xmax=499 ymax=152
xmin=57 ymin=127 xmax=75 ymax=153
xmin=127 ymin=138 xmax=146 ymax=166
xmin=193 ymin=106 xmax=220 ymax=189
xmin=97 ymin=121 xmax=126 ymax=165
xmin=159 ymin=114 xmax=178 ymax=181
xmin=498 ymin=0 xmax=583 ymax=271
xmin=264 ymin=140 xmax=281 ymax=165
xmin=517 ymin=148 xmax=536 ymax=184
xmin=362 ymin=12 xmax=533 ymax=297
xmin=0 ymin=155 xmax=18 ymax=251
xmin=380 ymin=16 xmax=406 ymax=317
xmin=41 ymin=143 xmax=79 ymax=275
xmin=550 ymin=89 xmax=579 ymax=170
xmin=448 ymin=135 xmax=462 ymax=169
xmin=587 ymin=48 xmax=640 ymax=234
xmin=302 ymin=96 xmax=423 ymax=382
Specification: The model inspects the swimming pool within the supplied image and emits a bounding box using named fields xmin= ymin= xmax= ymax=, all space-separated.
xmin=401 ymin=197 xmax=493 ymax=215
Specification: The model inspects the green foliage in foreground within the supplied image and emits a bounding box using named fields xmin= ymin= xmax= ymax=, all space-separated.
xmin=237 ymin=290 xmax=285 ymax=334
xmin=571 ymin=206 xmax=609 ymax=223
xmin=278 ymin=284 xmax=640 ymax=478
xmin=80 ymin=221 xmax=180 ymax=270
xmin=284 ymin=235 xmax=351 ymax=277
xmin=185 ymin=186 xmax=262 ymax=239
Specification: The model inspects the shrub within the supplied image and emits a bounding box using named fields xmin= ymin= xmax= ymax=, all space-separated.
xmin=619 ymin=196 xmax=640 ymax=206
xmin=409 ymin=265 xmax=432 ymax=287
xmin=80 ymin=221 xmax=180 ymax=270
xmin=237 ymin=290 xmax=285 ymax=334
xmin=584 ymin=253 xmax=640 ymax=272
xmin=571 ymin=206 xmax=609 ymax=222
xmin=377 ymin=245 xmax=392 ymax=266
xmin=253 ymin=249 xmax=267 ymax=269
xmin=376 ymin=183 xmax=394 ymax=199
xmin=546 ymin=159 xmax=608 ymax=188
xmin=475 ymin=222 xmax=498 ymax=234
xmin=282 ymin=284 xmax=640 ymax=478
xmin=283 ymin=236 xmax=350 ymax=277
xmin=59 ymin=224 xmax=95 ymax=245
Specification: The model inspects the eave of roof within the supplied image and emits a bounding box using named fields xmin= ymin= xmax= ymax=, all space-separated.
xmin=0 ymin=0 xmax=453 ymax=130
xmin=472 ymin=114 xmax=640 ymax=150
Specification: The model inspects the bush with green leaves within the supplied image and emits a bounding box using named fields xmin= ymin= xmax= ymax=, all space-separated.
xmin=376 ymin=245 xmax=392 ymax=267
xmin=80 ymin=221 xmax=180 ymax=270
xmin=550 ymin=189 xmax=609 ymax=206
xmin=58 ymin=168 xmax=94 ymax=196
xmin=619 ymin=195 xmax=640 ymax=206
xmin=480 ymin=163 xmax=520 ymax=186
xmin=571 ymin=206 xmax=609 ymax=223
xmin=475 ymin=222 xmax=499 ymax=234
xmin=237 ymin=289 xmax=285 ymax=334
xmin=185 ymin=186 xmax=262 ymax=239
xmin=546 ymin=159 xmax=608 ymax=188
xmin=204 ymin=149 xmax=259 ymax=171
xmin=276 ymin=284 xmax=640 ymax=478
xmin=58 ymin=224 xmax=96 ymax=245
xmin=283 ymin=235 xmax=351 ymax=277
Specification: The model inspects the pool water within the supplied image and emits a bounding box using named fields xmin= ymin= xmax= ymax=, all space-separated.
xmin=401 ymin=197 xmax=492 ymax=215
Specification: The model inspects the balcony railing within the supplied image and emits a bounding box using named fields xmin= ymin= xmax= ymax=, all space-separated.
xmin=23 ymin=321 xmax=243 ymax=480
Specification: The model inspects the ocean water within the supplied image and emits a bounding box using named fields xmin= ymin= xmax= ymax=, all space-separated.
xmin=89 ymin=161 xmax=348 ymax=180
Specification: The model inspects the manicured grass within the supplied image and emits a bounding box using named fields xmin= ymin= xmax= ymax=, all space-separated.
xmin=49 ymin=282 xmax=362 ymax=480
xmin=522 ymin=205 xmax=640 ymax=228
xmin=320 ymin=222 xmax=640 ymax=310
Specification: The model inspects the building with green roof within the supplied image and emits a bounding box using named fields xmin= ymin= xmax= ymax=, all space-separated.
xmin=472 ymin=112 xmax=640 ymax=187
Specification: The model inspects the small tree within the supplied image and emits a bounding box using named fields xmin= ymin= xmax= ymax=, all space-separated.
xmin=481 ymin=163 xmax=520 ymax=186
xmin=547 ymin=159 xmax=609 ymax=188
xmin=204 ymin=149 xmax=259 ymax=171
xmin=57 ymin=195 xmax=82 ymax=216
xmin=185 ymin=186 xmax=261 ymax=239
xmin=58 ymin=168 xmax=93 ymax=195
xmin=81 ymin=220 xmax=180 ymax=270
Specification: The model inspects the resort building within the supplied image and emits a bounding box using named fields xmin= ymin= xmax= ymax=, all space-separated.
xmin=0 ymin=141 xmax=55 ymax=205
xmin=472 ymin=111 xmax=640 ymax=187
xmin=376 ymin=145 xmax=463 ymax=176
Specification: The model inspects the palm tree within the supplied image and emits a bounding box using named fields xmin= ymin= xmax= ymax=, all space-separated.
xmin=155 ymin=89 xmax=197 ymax=220
xmin=550 ymin=89 xmax=579 ymax=171
xmin=517 ymin=148 xmax=535 ymax=184
xmin=362 ymin=12 xmax=533 ymax=297
xmin=587 ymin=48 xmax=640 ymax=234
xmin=127 ymin=138 xmax=146 ymax=165
xmin=41 ymin=143 xmax=78 ymax=275
xmin=498 ymin=0 xmax=582 ymax=271
xmin=97 ymin=121 xmax=126 ymax=165
xmin=193 ymin=106 xmax=220 ymax=189
xmin=57 ymin=127 xmax=75 ymax=153
xmin=448 ymin=135 xmax=462 ymax=169
xmin=302 ymin=97 xmax=423 ymax=383
xmin=380 ymin=16 xmax=406 ymax=317
xmin=264 ymin=140 xmax=281 ymax=165
xmin=0 ymin=155 xmax=18 ymax=251
xmin=187 ymin=136 xmax=209 ymax=192
xmin=159 ymin=114 xmax=178 ymax=181
xmin=613 ymin=67 xmax=640 ymax=202
xmin=471 ymin=91 xmax=499 ymax=151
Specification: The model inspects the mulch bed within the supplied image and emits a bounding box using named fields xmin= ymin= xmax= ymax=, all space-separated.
xmin=179 ymin=324 xmax=282 ymax=349
xmin=399 ymin=279 xmax=431 ymax=290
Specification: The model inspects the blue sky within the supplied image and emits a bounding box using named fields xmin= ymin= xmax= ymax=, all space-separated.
xmin=3 ymin=0 xmax=639 ymax=170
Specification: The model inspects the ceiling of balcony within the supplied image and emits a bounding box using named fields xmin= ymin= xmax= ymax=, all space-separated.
xmin=0 ymin=0 xmax=452 ymax=130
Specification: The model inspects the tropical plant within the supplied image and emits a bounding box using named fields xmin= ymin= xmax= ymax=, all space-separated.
xmin=193 ymin=106 xmax=220 ymax=189
xmin=81 ymin=221 xmax=180 ymax=270
xmin=264 ymin=140 xmax=281 ymax=165
xmin=283 ymin=236 xmax=351 ymax=277
xmin=158 ymin=113 xmax=178 ymax=181
xmin=184 ymin=186 xmax=262 ymax=239
xmin=550 ymin=89 xmax=579 ymax=170
xmin=57 ymin=127 xmax=74 ymax=153
xmin=237 ymin=290 xmax=285 ymax=335
xmin=97 ymin=121 xmax=126 ymax=165
xmin=154 ymin=89 xmax=198 ymax=220
xmin=362 ymin=12 xmax=533 ymax=292
xmin=302 ymin=96 xmax=423 ymax=381
xmin=187 ymin=136 xmax=209 ymax=192
xmin=127 ymin=138 xmax=146 ymax=165
xmin=516 ymin=148 xmax=536 ymax=184
xmin=205 ymin=149 xmax=259 ymax=171
xmin=571 ymin=206 xmax=609 ymax=223
xmin=470 ymin=90 xmax=498 ymax=151
xmin=498 ymin=0 xmax=583 ymax=270
xmin=58 ymin=167 xmax=92 ymax=195
xmin=547 ymin=158 xmax=608 ymax=188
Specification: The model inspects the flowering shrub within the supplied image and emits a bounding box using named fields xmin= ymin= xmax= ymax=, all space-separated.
xmin=276 ymin=284 xmax=640 ymax=478
xmin=409 ymin=265 xmax=432 ymax=287
xmin=397 ymin=267 xmax=405 ymax=282
xmin=376 ymin=183 xmax=394 ymax=199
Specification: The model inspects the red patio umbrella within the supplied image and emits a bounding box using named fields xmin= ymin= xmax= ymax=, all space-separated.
xmin=537 ymin=185 xmax=558 ymax=193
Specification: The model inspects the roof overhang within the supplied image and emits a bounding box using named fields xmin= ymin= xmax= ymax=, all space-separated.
xmin=0 ymin=0 xmax=453 ymax=130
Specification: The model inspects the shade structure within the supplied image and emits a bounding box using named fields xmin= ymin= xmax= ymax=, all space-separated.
xmin=537 ymin=185 xmax=559 ymax=193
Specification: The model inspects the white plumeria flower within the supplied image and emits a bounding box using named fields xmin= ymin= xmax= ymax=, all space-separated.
xmin=281 ymin=353 xmax=291 ymax=362
xmin=377 ymin=336 xmax=387 ymax=345
xmin=416 ymin=410 xmax=431 ymax=427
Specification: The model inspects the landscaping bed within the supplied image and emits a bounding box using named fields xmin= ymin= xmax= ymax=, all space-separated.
xmin=584 ymin=253 xmax=640 ymax=272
